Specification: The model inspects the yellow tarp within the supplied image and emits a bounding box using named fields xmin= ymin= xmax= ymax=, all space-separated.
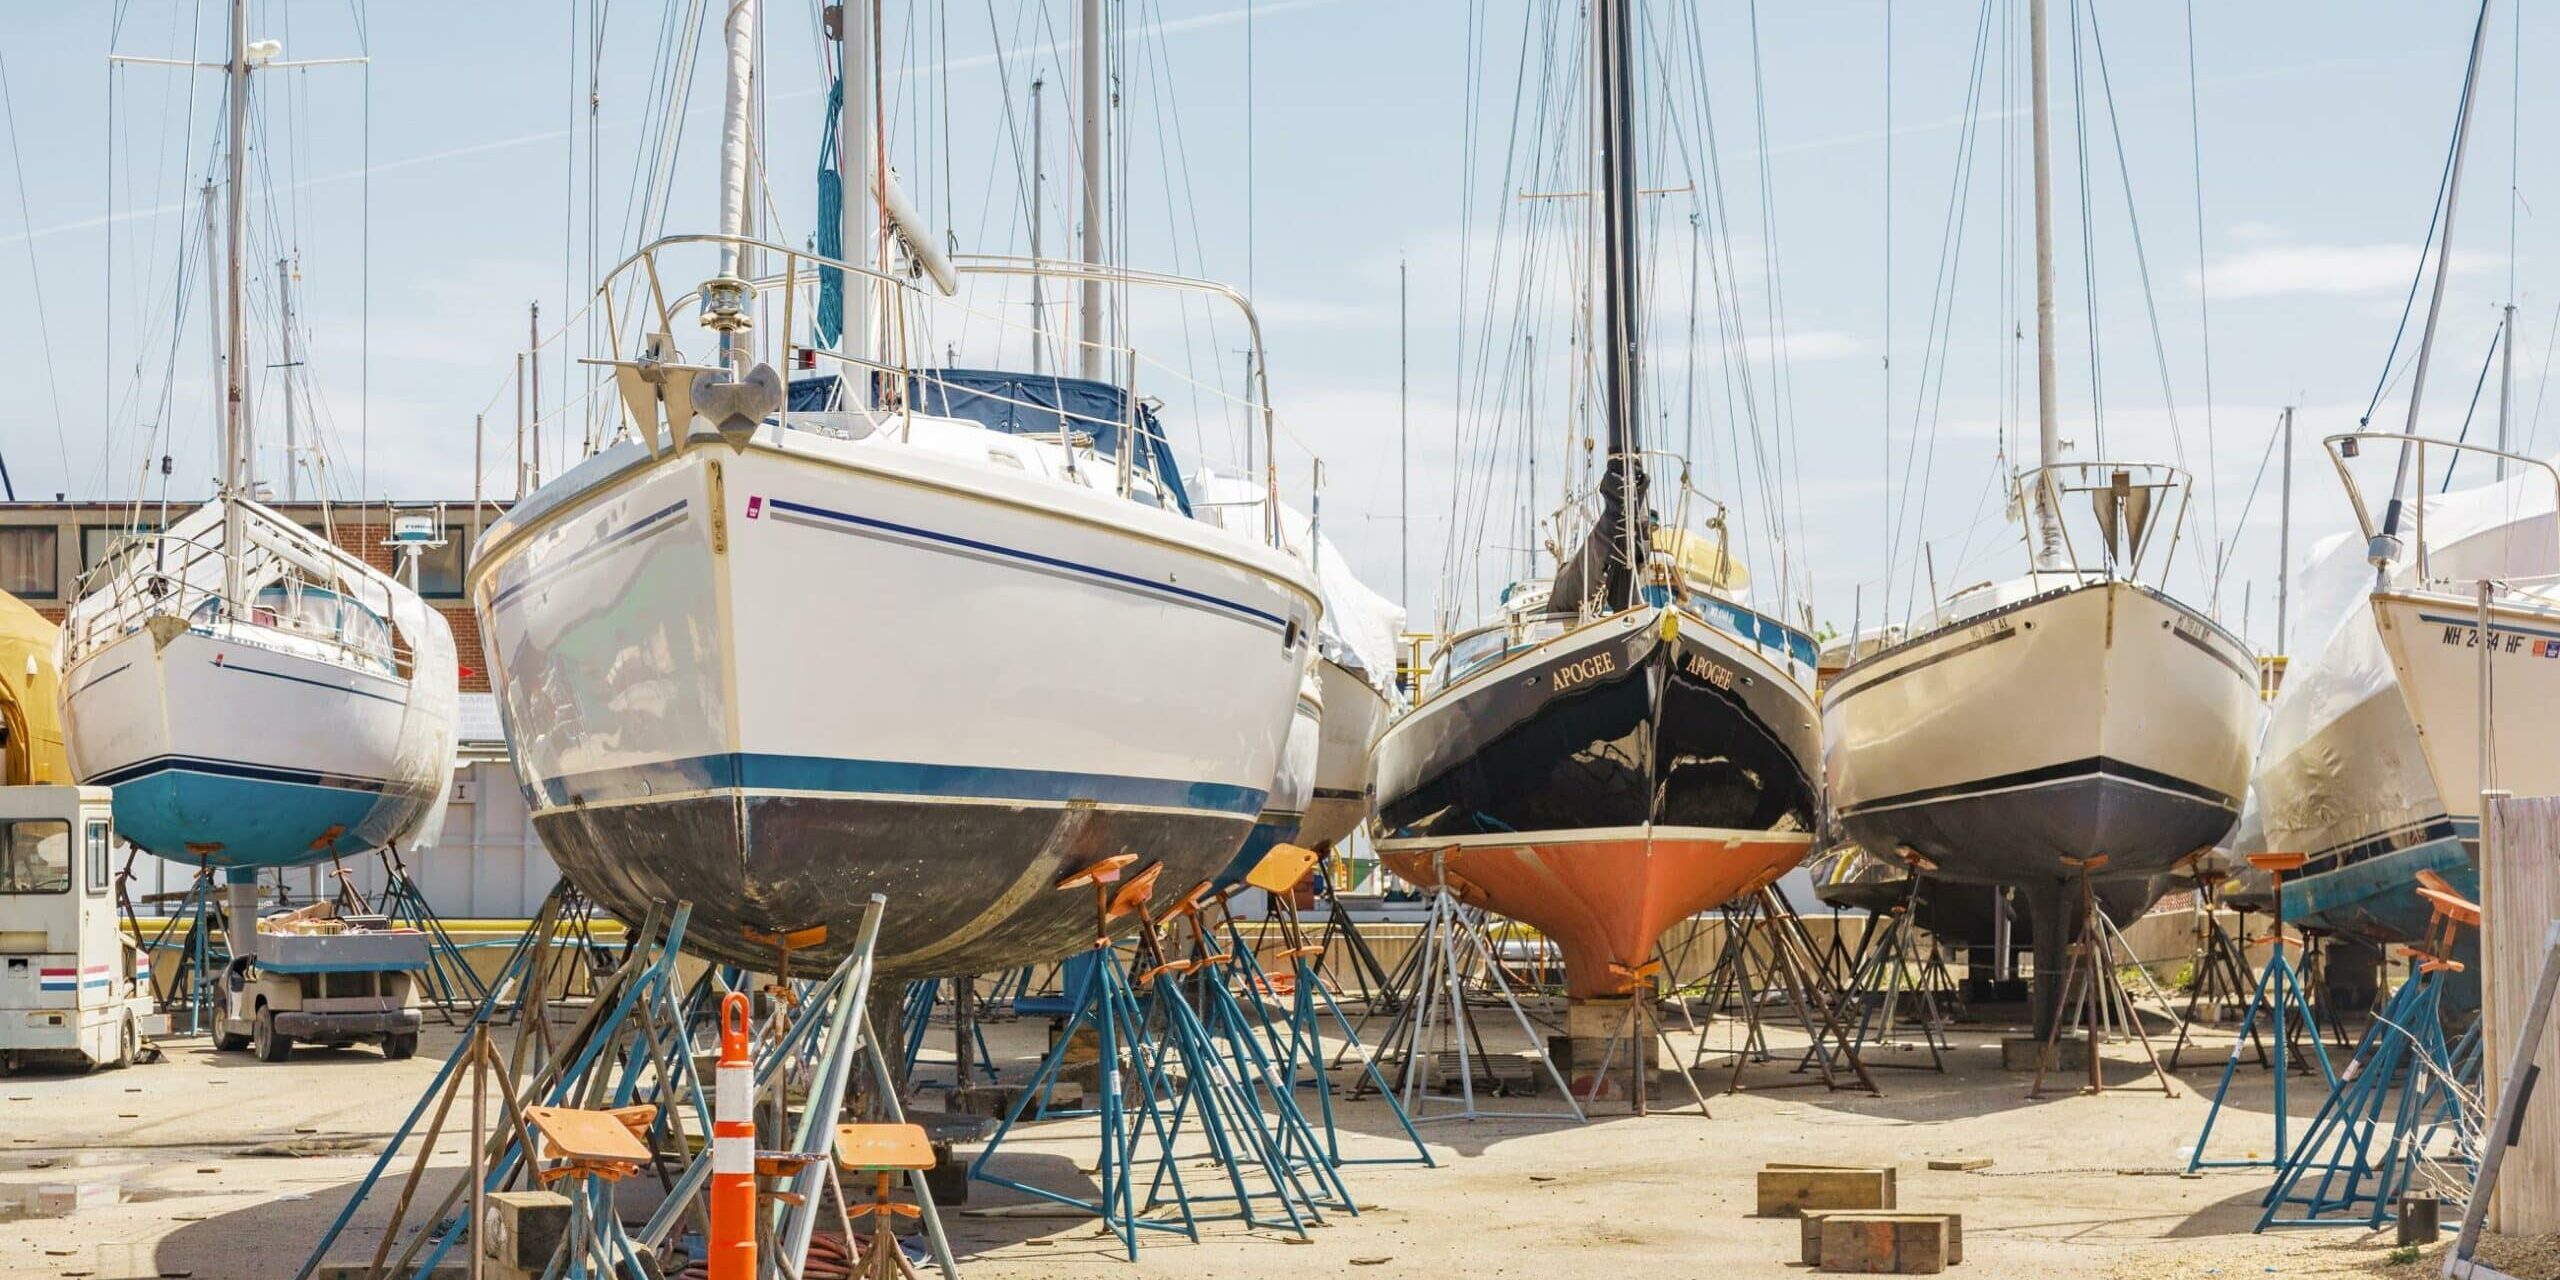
xmin=0 ymin=590 xmax=69 ymax=785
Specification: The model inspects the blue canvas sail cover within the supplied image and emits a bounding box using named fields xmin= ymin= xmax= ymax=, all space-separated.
xmin=785 ymin=368 xmax=1193 ymax=515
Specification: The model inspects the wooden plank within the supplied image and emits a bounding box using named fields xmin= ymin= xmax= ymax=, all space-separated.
xmin=1816 ymin=1213 xmax=1957 ymax=1274
xmin=1802 ymin=1212 xmax=1963 ymax=1267
xmin=2484 ymin=797 xmax=2560 ymax=1234
xmin=1756 ymin=1165 xmax=1896 ymax=1217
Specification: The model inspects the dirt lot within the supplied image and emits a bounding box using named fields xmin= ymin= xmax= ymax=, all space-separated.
xmin=0 ymin=1005 xmax=2541 ymax=1279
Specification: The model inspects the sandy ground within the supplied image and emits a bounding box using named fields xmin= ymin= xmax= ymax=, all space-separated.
xmin=0 ymin=1002 xmax=2540 ymax=1279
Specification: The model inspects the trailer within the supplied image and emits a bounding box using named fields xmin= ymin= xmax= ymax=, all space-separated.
xmin=0 ymin=786 xmax=163 ymax=1074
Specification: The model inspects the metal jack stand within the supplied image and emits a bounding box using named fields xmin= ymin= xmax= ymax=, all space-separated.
xmin=970 ymin=855 xmax=1206 ymax=1259
xmin=1576 ymin=960 xmax=1712 ymax=1116
xmin=1834 ymin=877 xmax=1952 ymax=1072
xmin=2188 ymin=854 xmax=2340 ymax=1171
xmin=1311 ymin=871 xmax=1398 ymax=1009
xmin=2258 ymin=880 xmax=2485 ymax=1230
xmin=326 ymin=852 xmax=490 ymax=1018
xmin=123 ymin=857 xmax=228 ymax=1035
xmin=1221 ymin=845 xmax=1433 ymax=1168
xmin=1147 ymin=878 xmax=1347 ymax=1227
xmin=898 ymin=976 xmax=998 ymax=1090
xmin=2028 ymin=856 xmax=2178 ymax=1098
xmin=1694 ymin=883 xmax=1880 ymax=1095
xmin=1352 ymin=850 xmax=1583 ymax=1123
xmin=2166 ymin=870 xmax=2267 ymax=1070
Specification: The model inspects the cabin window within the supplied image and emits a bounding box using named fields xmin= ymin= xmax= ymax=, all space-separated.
xmin=0 ymin=820 xmax=72 ymax=895
xmin=0 ymin=527 xmax=58 ymax=599
xmin=84 ymin=821 xmax=110 ymax=897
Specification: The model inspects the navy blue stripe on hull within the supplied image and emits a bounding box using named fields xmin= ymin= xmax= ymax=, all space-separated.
xmin=92 ymin=753 xmax=395 ymax=794
xmin=1836 ymin=772 xmax=2238 ymax=887
xmin=531 ymin=753 xmax=1266 ymax=818
xmin=533 ymin=792 xmax=1253 ymax=977
xmin=764 ymin=497 xmax=1290 ymax=631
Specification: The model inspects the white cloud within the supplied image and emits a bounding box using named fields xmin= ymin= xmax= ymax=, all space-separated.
xmin=2193 ymin=244 xmax=2496 ymax=299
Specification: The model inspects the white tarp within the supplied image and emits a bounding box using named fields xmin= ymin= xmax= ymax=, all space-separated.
xmin=2257 ymin=457 xmax=2560 ymax=855
xmin=1186 ymin=469 xmax=1404 ymax=696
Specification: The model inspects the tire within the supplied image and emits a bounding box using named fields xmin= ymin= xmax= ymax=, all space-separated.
xmin=215 ymin=1029 xmax=252 ymax=1052
xmin=252 ymin=1009 xmax=294 ymax=1063
xmin=115 ymin=1015 xmax=138 ymax=1070
xmin=382 ymin=1033 xmax=419 ymax=1062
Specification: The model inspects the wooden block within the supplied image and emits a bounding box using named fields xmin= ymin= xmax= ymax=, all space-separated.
xmin=1999 ymin=1036 xmax=2087 ymax=1071
xmin=1801 ymin=1212 xmax=1963 ymax=1268
xmin=482 ymin=1190 xmax=572 ymax=1270
xmin=1756 ymin=1164 xmax=1897 ymax=1217
xmin=1926 ymin=1157 xmax=1993 ymax=1172
xmin=1816 ymin=1213 xmax=1958 ymax=1273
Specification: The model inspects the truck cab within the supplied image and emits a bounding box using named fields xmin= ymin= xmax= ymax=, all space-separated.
xmin=0 ymin=786 xmax=161 ymax=1073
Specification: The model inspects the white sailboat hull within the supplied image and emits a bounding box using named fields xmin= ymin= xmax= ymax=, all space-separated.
xmin=1825 ymin=579 xmax=2257 ymax=887
xmin=62 ymin=623 xmax=451 ymax=871
xmin=1300 ymin=656 xmax=1390 ymax=850
xmin=472 ymin=424 xmax=1321 ymax=976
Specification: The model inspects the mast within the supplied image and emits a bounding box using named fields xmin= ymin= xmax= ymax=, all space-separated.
xmin=1030 ymin=73 xmax=1046 ymax=374
xmin=220 ymin=0 xmax=248 ymax=609
xmin=1593 ymin=0 xmax=1646 ymax=610
xmin=1077 ymin=0 xmax=1105 ymax=380
xmin=2374 ymin=0 xmax=2492 ymax=583
xmin=715 ymin=0 xmax=757 ymax=369
xmin=2027 ymin=0 xmax=2062 ymax=568
xmin=276 ymin=257 xmax=299 ymax=502
xmin=199 ymin=183 xmax=223 ymax=483
xmin=2277 ymin=405 xmax=2293 ymax=655
xmin=836 ymin=0 xmax=875 ymax=371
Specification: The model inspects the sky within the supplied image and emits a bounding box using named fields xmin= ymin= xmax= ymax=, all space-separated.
xmin=0 ymin=0 xmax=2551 ymax=662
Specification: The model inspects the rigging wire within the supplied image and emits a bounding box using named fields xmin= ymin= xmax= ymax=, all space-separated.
xmin=0 ymin=53 xmax=74 ymax=496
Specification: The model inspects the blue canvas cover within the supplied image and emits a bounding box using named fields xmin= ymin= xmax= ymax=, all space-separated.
xmin=786 ymin=369 xmax=1193 ymax=514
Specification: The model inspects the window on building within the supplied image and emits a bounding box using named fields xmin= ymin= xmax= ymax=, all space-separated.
xmin=80 ymin=524 xmax=158 ymax=576
xmin=0 ymin=819 xmax=71 ymax=894
xmin=0 ymin=527 xmax=58 ymax=599
xmin=416 ymin=527 xmax=470 ymax=598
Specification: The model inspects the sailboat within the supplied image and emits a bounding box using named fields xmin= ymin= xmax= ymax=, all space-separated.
xmin=2255 ymin=7 xmax=2530 ymax=977
xmin=1820 ymin=0 xmax=2258 ymax=1018
xmin=1369 ymin=0 xmax=1822 ymax=1006
xmin=467 ymin=0 xmax=1319 ymax=976
xmin=59 ymin=0 xmax=459 ymax=928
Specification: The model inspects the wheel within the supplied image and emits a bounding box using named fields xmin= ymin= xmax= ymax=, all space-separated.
xmin=115 ymin=1015 xmax=138 ymax=1070
xmin=252 ymin=1009 xmax=294 ymax=1063
xmin=215 ymin=1028 xmax=252 ymax=1052
xmin=382 ymin=1033 xmax=419 ymax=1061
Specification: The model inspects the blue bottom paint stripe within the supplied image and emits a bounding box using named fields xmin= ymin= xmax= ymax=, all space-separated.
xmin=535 ymin=752 xmax=1268 ymax=817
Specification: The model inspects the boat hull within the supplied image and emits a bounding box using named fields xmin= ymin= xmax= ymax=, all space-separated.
xmin=1825 ymin=580 xmax=2256 ymax=888
xmin=1300 ymin=656 xmax=1389 ymax=850
xmin=1216 ymin=678 xmax=1322 ymax=888
xmin=2255 ymin=600 xmax=2463 ymax=948
xmin=473 ymin=430 xmax=1318 ymax=976
xmin=62 ymin=627 xmax=447 ymax=870
xmin=2374 ymin=589 xmax=2560 ymax=819
xmin=1372 ymin=606 xmax=1819 ymax=998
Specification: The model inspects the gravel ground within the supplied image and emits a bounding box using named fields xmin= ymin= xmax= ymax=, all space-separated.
xmin=0 ymin=1004 xmax=2539 ymax=1278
